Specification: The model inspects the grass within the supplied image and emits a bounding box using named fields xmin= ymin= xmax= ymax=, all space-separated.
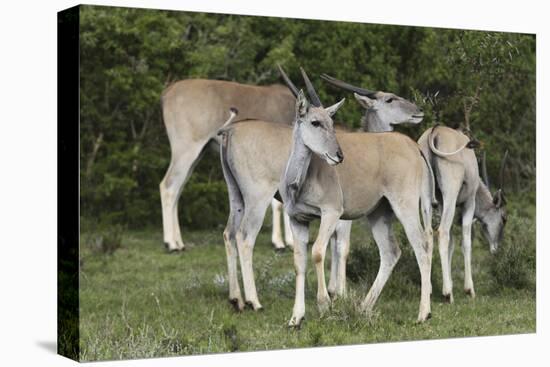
xmin=78 ymin=198 xmax=535 ymax=362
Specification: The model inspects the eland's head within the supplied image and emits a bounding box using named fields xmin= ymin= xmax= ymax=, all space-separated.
xmin=480 ymin=151 xmax=509 ymax=254
xmin=320 ymin=74 xmax=424 ymax=132
xmin=278 ymin=65 xmax=345 ymax=166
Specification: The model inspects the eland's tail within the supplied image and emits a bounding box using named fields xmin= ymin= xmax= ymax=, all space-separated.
xmin=217 ymin=108 xmax=239 ymax=136
xmin=428 ymin=125 xmax=480 ymax=157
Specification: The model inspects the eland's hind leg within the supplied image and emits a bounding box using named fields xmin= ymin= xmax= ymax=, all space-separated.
xmin=235 ymin=193 xmax=273 ymax=310
xmin=390 ymin=198 xmax=432 ymax=322
xmin=438 ymin=187 xmax=460 ymax=302
xmin=421 ymin=192 xmax=434 ymax=295
xmin=361 ymin=203 xmax=401 ymax=314
xmin=461 ymin=196 xmax=476 ymax=297
xmin=222 ymin=192 xmax=245 ymax=311
xmin=160 ymin=141 xmax=207 ymax=252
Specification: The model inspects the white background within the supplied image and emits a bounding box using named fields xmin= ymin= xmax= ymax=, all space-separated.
xmin=0 ymin=0 xmax=547 ymax=365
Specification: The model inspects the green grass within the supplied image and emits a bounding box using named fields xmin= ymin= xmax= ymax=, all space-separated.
xmin=78 ymin=201 xmax=535 ymax=361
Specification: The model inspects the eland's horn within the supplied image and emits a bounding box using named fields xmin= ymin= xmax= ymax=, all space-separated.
xmin=498 ymin=150 xmax=509 ymax=190
xmin=277 ymin=64 xmax=299 ymax=98
xmin=300 ymin=67 xmax=322 ymax=107
xmin=481 ymin=151 xmax=490 ymax=188
xmin=320 ymin=73 xmax=377 ymax=98
xmin=493 ymin=188 xmax=506 ymax=208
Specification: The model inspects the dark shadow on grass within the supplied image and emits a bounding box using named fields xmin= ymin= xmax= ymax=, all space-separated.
xmin=36 ymin=340 xmax=57 ymax=354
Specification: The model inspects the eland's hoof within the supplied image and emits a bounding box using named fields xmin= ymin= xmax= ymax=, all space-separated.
xmin=317 ymin=297 xmax=331 ymax=315
xmin=164 ymin=242 xmax=185 ymax=253
xmin=288 ymin=316 xmax=304 ymax=328
xmin=464 ymin=288 xmax=476 ymax=298
xmin=229 ymin=298 xmax=244 ymax=312
xmin=442 ymin=293 xmax=454 ymax=303
xmin=416 ymin=314 xmax=431 ymax=324
xmin=274 ymin=246 xmax=286 ymax=253
xmin=244 ymin=301 xmax=263 ymax=311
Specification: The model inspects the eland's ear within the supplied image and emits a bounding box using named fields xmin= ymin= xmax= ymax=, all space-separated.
xmin=493 ymin=189 xmax=506 ymax=208
xmin=325 ymin=98 xmax=346 ymax=117
xmin=296 ymin=90 xmax=309 ymax=119
xmin=354 ymin=92 xmax=376 ymax=109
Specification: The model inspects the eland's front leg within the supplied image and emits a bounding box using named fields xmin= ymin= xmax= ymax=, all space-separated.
xmin=288 ymin=218 xmax=310 ymax=327
xmin=312 ymin=211 xmax=341 ymax=314
xmin=283 ymin=211 xmax=295 ymax=248
xmin=270 ymin=199 xmax=286 ymax=250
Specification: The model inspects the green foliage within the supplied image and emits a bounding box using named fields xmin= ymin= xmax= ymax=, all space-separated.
xmin=79 ymin=5 xmax=535 ymax=229
xmin=86 ymin=225 xmax=125 ymax=256
xmin=488 ymin=209 xmax=536 ymax=290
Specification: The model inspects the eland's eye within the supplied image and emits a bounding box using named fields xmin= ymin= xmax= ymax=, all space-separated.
xmin=386 ymin=98 xmax=394 ymax=103
xmin=311 ymin=120 xmax=321 ymax=127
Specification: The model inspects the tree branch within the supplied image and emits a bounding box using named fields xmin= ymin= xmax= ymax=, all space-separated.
xmin=85 ymin=132 xmax=104 ymax=179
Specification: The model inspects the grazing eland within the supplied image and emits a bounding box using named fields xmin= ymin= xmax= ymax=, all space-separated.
xmin=418 ymin=125 xmax=508 ymax=302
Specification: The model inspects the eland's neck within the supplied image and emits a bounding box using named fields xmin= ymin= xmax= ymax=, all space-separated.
xmin=362 ymin=109 xmax=393 ymax=132
xmin=282 ymin=125 xmax=312 ymax=206
xmin=475 ymin=180 xmax=494 ymax=222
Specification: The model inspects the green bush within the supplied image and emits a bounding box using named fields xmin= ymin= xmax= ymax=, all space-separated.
xmin=78 ymin=6 xmax=535 ymax=230
xmin=83 ymin=223 xmax=125 ymax=255
xmin=489 ymin=215 xmax=536 ymax=290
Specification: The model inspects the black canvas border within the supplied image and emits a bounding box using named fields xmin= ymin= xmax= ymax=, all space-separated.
xmin=57 ymin=4 xmax=80 ymax=361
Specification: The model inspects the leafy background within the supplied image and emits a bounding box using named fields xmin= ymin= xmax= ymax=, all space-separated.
xmin=79 ymin=5 xmax=536 ymax=229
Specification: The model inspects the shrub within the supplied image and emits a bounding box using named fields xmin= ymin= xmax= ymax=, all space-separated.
xmin=84 ymin=223 xmax=125 ymax=255
xmin=489 ymin=215 xmax=535 ymax=290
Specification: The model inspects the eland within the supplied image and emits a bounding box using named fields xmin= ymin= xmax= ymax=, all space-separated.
xmin=418 ymin=126 xmax=508 ymax=302
xmin=160 ymin=79 xmax=296 ymax=252
xmin=219 ymin=67 xmax=435 ymax=326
